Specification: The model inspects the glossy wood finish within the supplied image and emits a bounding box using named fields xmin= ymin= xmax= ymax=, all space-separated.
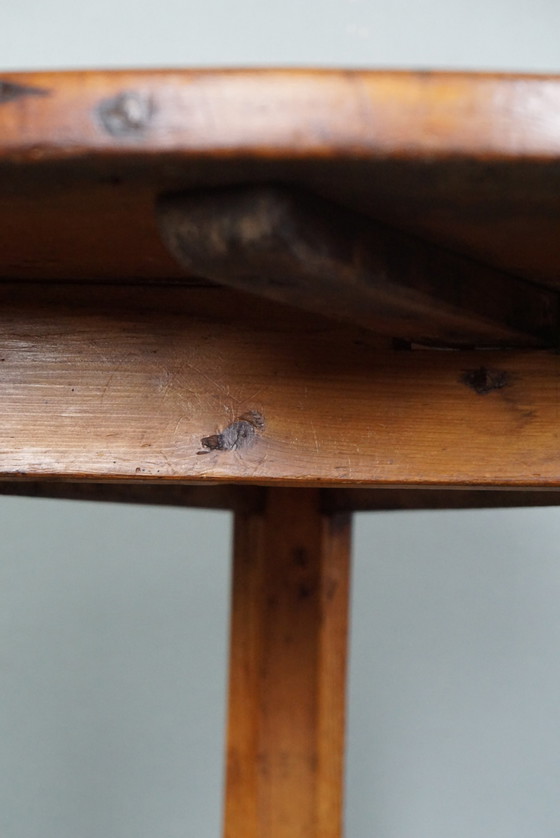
xmin=225 ymin=488 xmax=351 ymax=838
xmin=4 ymin=70 xmax=560 ymax=162
xmin=1 ymin=282 xmax=560 ymax=487
xmin=2 ymin=69 xmax=560 ymax=287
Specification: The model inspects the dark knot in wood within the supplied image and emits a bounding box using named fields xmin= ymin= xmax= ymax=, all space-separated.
xmin=0 ymin=80 xmax=49 ymax=104
xmin=97 ymin=91 xmax=153 ymax=137
xmin=460 ymin=366 xmax=511 ymax=394
xmin=198 ymin=410 xmax=265 ymax=455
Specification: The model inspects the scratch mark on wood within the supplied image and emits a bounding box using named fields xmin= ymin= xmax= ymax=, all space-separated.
xmin=100 ymin=356 xmax=129 ymax=403
xmin=243 ymin=384 xmax=271 ymax=404
xmin=460 ymin=366 xmax=511 ymax=395
xmin=183 ymin=361 xmax=229 ymax=396
xmin=0 ymin=80 xmax=50 ymax=104
xmin=310 ymin=419 xmax=320 ymax=454
xmin=171 ymin=415 xmax=188 ymax=437
xmin=250 ymin=450 xmax=269 ymax=477
xmin=198 ymin=410 xmax=265 ymax=455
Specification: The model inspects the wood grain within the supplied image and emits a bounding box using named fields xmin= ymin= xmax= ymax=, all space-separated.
xmin=224 ymin=488 xmax=351 ymax=838
xmin=0 ymin=283 xmax=560 ymax=487
xmin=1 ymin=69 xmax=560 ymax=286
xmin=158 ymin=185 xmax=556 ymax=347
xmin=2 ymin=69 xmax=560 ymax=162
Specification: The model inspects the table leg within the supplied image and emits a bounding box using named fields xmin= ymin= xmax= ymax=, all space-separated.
xmin=224 ymin=488 xmax=352 ymax=838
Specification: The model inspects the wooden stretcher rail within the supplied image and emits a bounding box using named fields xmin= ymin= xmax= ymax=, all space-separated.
xmin=158 ymin=186 xmax=556 ymax=348
xmin=0 ymin=282 xmax=559 ymax=487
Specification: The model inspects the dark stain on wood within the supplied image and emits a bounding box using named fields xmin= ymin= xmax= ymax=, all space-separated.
xmin=0 ymin=80 xmax=49 ymax=104
xmin=461 ymin=366 xmax=511 ymax=394
xmin=293 ymin=547 xmax=308 ymax=568
xmin=198 ymin=410 xmax=264 ymax=454
xmin=97 ymin=91 xmax=153 ymax=137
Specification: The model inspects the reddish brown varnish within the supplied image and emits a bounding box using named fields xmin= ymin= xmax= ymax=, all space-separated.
xmin=225 ymin=489 xmax=351 ymax=838
xmin=0 ymin=283 xmax=558 ymax=487
xmin=3 ymin=68 xmax=560 ymax=838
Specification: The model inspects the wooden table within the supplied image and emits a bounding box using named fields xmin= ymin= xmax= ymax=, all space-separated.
xmin=2 ymin=68 xmax=560 ymax=837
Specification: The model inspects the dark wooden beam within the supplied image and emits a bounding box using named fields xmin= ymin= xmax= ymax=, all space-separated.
xmin=0 ymin=481 xmax=264 ymax=513
xmin=157 ymin=185 xmax=556 ymax=348
xmin=322 ymin=488 xmax=560 ymax=513
xmin=1 ymin=482 xmax=559 ymax=514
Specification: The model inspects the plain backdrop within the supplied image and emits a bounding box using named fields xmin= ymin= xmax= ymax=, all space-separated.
xmin=2 ymin=3 xmax=560 ymax=837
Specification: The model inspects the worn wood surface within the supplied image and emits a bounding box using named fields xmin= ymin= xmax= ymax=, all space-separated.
xmin=1 ymin=69 xmax=560 ymax=288
xmin=224 ymin=488 xmax=351 ymax=838
xmin=0 ymin=282 xmax=559 ymax=486
xmin=158 ymin=185 xmax=556 ymax=347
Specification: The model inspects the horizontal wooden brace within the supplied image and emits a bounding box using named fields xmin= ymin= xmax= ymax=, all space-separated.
xmin=157 ymin=186 xmax=557 ymax=348
xmin=1 ymin=481 xmax=559 ymax=513
xmin=0 ymin=481 xmax=265 ymax=513
xmin=323 ymin=487 xmax=560 ymax=512
xmin=1 ymin=283 xmax=560 ymax=487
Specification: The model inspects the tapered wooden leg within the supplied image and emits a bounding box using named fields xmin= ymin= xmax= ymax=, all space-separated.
xmin=224 ymin=488 xmax=352 ymax=838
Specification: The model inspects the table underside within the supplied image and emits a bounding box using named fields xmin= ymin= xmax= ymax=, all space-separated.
xmin=1 ymin=69 xmax=560 ymax=492
xmin=3 ymin=68 xmax=560 ymax=838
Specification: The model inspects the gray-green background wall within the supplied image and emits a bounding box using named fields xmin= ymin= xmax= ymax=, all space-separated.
xmin=2 ymin=3 xmax=560 ymax=836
